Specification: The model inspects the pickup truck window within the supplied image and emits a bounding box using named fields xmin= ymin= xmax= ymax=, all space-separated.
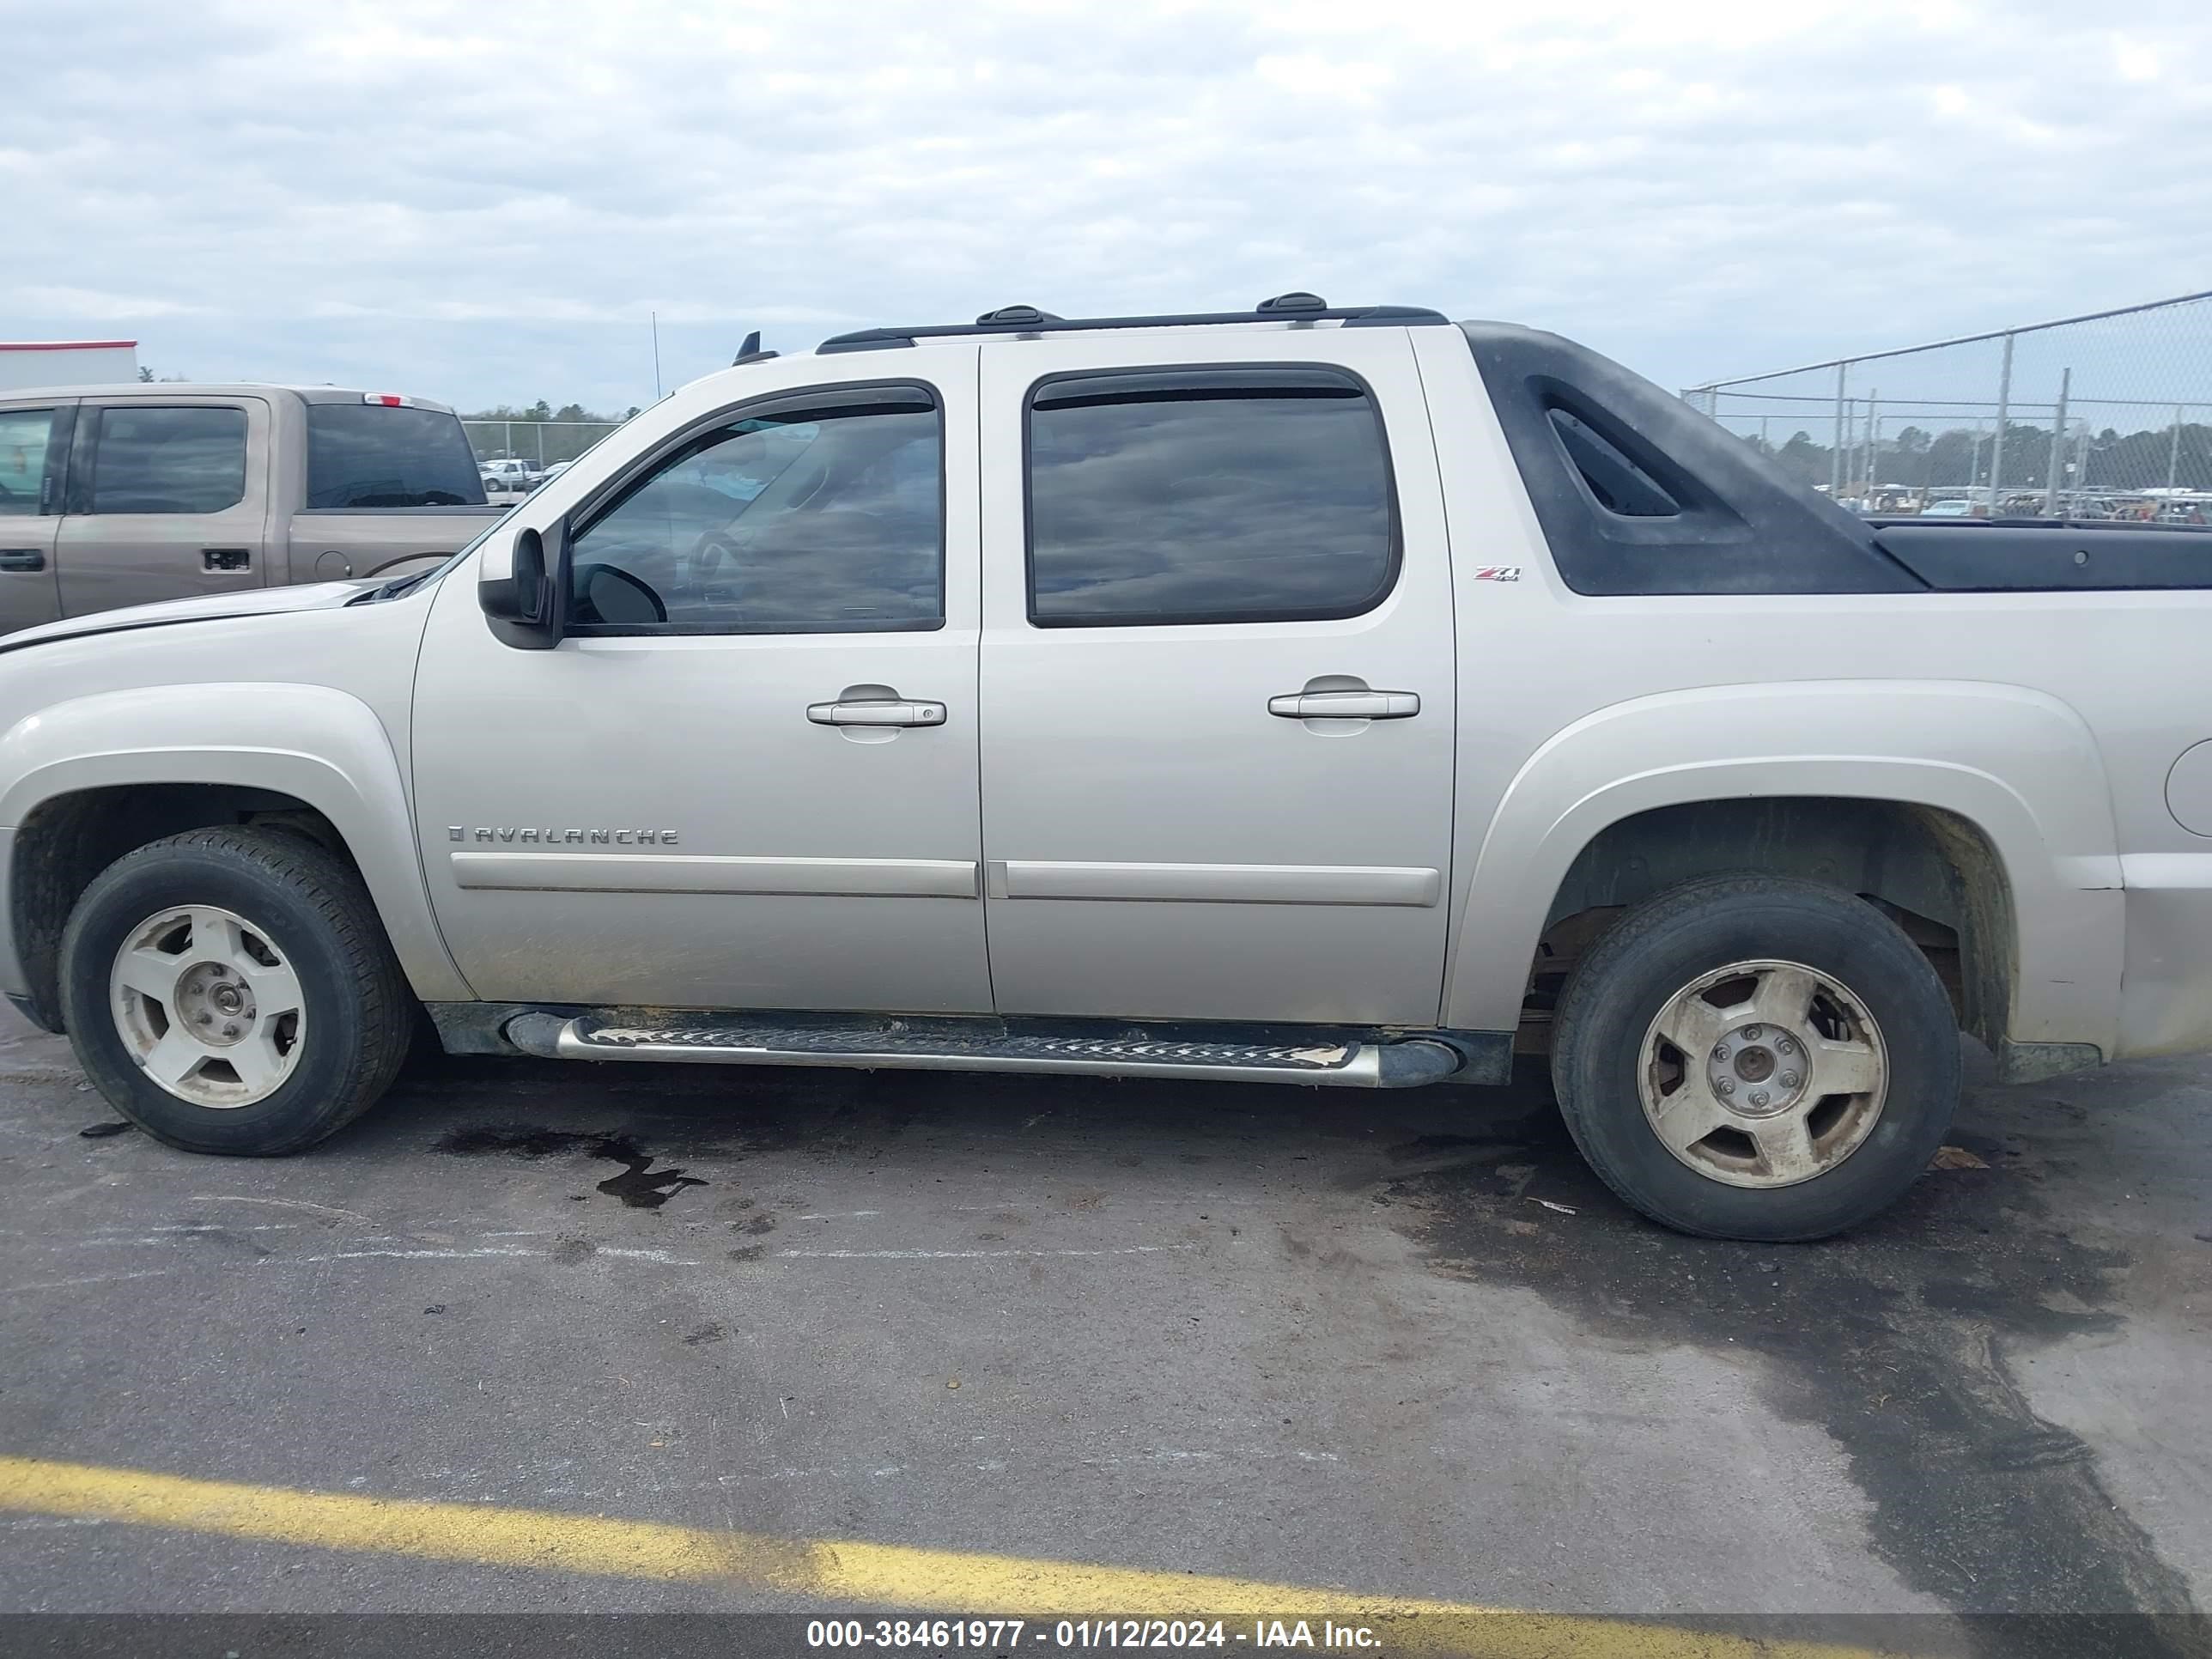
xmin=1025 ymin=367 xmax=1395 ymax=627
xmin=306 ymin=404 xmax=488 ymax=508
xmin=565 ymin=391 xmax=942 ymax=635
xmin=0 ymin=409 xmax=54 ymax=516
xmin=85 ymin=406 xmax=247 ymax=514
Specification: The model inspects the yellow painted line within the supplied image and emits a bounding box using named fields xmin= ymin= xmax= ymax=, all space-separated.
xmin=0 ymin=1455 xmax=1894 ymax=1659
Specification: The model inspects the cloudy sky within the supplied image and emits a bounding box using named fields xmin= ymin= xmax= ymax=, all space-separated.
xmin=10 ymin=0 xmax=2211 ymax=413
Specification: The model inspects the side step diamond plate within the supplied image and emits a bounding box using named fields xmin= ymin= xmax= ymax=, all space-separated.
xmin=503 ymin=1013 xmax=1463 ymax=1090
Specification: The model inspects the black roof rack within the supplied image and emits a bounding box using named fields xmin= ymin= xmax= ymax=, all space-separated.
xmin=817 ymin=294 xmax=1449 ymax=354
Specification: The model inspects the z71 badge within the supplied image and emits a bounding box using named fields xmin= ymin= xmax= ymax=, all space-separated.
xmin=1473 ymin=565 xmax=1522 ymax=582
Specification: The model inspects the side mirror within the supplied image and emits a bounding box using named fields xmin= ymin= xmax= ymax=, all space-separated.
xmin=478 ymin=523 xmax=566 ymax=650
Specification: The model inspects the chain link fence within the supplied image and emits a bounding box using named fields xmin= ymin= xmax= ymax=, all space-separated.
xmin=461 ymin=419 xmax=626 ymax=471
xmin=1682 ymin=290 xmax=2212 ymax=522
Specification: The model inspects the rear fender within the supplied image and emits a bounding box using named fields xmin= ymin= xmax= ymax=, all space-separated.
xmin=1443 ymin=680 xmax=2124 ymax=1053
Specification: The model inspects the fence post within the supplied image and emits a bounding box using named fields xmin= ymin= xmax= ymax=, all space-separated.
xmin=2044 ymin=368 xmax=2070 ymax=515
xmin=2170 ymin=407 xmax=2185 ymax=490
xmin=1831 ymin=365 xmax=1847 ymax=496
xmin=1987 ymin=332 xmax=2014 ymax=516
xmin=1866 ymin=391 xmax=1880 ymax=494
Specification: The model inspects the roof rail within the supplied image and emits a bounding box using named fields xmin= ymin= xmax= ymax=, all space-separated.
xmin=817 ymin=295 xmax=1449 ymax=354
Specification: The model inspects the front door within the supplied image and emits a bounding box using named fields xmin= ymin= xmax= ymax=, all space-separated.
xmin=412 ymin=354 xmax=992 ymax=1013
xmin=56 ymin=396 xmax=273 ymax=616
xmin=976 ymin=327 xmax=1459 ymax=1027
xmin=0 ymin=402 xmax=70 ymax=633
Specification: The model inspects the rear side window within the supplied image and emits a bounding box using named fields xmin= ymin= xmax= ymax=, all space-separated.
xmin=0 ymin=408 xmax=56 ymax=516
xmin=89 ymin=406 xmax=247 ymax=514
xmin=1026 ymin=367 xmax=1397 ymax=627
xmin=306 ymin=404 xmax=487 ymax=507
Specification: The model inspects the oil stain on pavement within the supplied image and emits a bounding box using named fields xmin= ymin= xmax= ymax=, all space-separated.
xmin=434 ymin=1124 xmax=709 ymax=1208
xmin=1387 ymin=1083 xmax=2205 ymax=1658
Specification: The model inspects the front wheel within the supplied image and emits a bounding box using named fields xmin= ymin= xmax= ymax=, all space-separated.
xmin=58 ymin=828 xmax=415 ymax=1155
xmin=1551 ymin=874 xmax=1960 ymax=1241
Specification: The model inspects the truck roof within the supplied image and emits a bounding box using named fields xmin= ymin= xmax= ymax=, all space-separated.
xmin=0 ymin=383 xmax=459 ymax=414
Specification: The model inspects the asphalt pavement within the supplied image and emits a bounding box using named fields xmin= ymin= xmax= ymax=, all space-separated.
xmin=0 ymin=1004 xmax=2206 ymax=1656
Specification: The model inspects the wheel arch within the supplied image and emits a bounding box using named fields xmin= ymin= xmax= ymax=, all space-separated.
xmin=1528 ymin=797 xmax=2014 ymax=1050
xmin=0 ymin=684 xmax=471 ymax=1030
xmin=1443 ymin=681 xmax=2125 ymax=1066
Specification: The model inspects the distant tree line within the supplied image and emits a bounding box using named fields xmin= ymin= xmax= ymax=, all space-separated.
xmin=1752 ymin=417 xmax=2212 ymax=494
xmin=459 ymin=401 xmax=643 ymax=465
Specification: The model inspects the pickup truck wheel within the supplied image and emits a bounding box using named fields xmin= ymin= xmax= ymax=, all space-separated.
xmin=58 ymin=829 xmax=415 ymax=1156
xmin=1550 ymin=874 xmax=1959 ymax=1242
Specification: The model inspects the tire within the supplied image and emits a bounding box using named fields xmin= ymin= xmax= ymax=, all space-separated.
xmin=1550 ymin=873 xmax=1959 ymax=1241
xmin=58 ymin=828 xmax=415 ymax=1156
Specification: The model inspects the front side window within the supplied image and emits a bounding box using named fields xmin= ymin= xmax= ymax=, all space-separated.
xmin=89 ymin=406 xmax=248 ymax=514
xmin=0 ymin=409 xmax=55 ymax=517
xmin=566 ymin=390 xmax=941 ymax=633
xmin=306 ymin=404 xmax=487 ymax=507
xmin=1026 ymin=367 xmax=1396 ymax=626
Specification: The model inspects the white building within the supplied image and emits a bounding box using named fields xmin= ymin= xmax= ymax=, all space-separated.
xmin=0 ymin=340 xmax=140 ymax=392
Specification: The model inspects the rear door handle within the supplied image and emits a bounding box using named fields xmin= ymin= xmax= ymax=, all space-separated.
xmin=1268 ymin=690 xmax=1419 ymax=720
xmin=0 ymin=550 xmax=45 ymax=573
xmin=202 ymin=547 xmax=252 ymax=572
xmin=807 ymin=698 xmax=947 ymax=728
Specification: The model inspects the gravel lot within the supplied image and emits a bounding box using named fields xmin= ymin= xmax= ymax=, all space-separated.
xmin=1 ymin=1005 xmax=2206 ymax=1653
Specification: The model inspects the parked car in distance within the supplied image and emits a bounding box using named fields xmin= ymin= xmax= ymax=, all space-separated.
xmin=0 ymin=386 xmax=505 ymax=634
xmin=1919 ymin=498 xmax=1975 ymax=517
xmin=479 ymin=458 xmax=538 ymax=486
xmin=3 ymin=295 xmax=2210 ymax=1245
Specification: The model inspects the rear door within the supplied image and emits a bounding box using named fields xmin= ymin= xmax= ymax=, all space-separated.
xmin=976 ymin=325 xmax=1459 ymax=1027
xmin=0 ymin=401 xmax=70 ymax=633
xmin=56 ymin=396 xmax=272 ymax=616
xmin=290 ymin=396 xmax=493 ymax=582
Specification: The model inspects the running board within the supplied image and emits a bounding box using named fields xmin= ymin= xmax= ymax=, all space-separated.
xmin=501 ymin=1012 xmax=1464 ymax=1089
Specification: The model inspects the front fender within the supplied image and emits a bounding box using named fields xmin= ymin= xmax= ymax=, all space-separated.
xmin=1443 ymin=680 xmax=2124 ymax=1052
xmin=0 ymin=684 xmax=471 ymax=1002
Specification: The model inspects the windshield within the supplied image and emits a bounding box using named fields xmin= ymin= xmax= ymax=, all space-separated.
xmin=307 ymin=404 xmax=489 ymax=508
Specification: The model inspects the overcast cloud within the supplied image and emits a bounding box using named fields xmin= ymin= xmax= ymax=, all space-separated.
xmin=8 ymin=0 xmax=2211 ymax=410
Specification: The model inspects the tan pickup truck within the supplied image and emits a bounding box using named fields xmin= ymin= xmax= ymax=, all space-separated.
xmin=0 ymin=384 xmax=507 ymax=633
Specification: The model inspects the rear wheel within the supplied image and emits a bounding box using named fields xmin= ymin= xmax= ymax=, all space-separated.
xmin=1551 ymin=873 xmax=1959 ymax=1241
xmin=58 ymin=828 xmax=414 ymax=1155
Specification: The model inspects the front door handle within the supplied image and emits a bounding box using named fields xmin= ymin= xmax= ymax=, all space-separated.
xmin=0 ymin=550 xmax=45 ymax=573
xmin=807 ymin=698 xmax=947 ymax=728
xmin=1268 ymin=690 xmax=1419 ymax=720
